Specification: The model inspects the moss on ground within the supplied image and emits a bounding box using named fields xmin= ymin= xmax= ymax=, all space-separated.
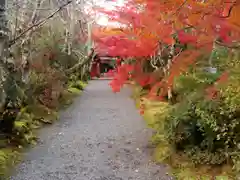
xmin=0 ymin=80 xmax=87 ymax=178
xmin=0 ymin=148 xmax=20 ymax=178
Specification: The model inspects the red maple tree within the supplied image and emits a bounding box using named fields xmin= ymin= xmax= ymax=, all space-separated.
xmin=92 ymin=0 xmax=240 ymax=99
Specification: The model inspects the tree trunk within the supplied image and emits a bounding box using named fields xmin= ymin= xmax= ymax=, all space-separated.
xmin=0 ymin=0 xmax=8 ymax=110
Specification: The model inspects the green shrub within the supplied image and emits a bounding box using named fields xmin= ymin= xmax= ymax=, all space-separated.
xmin=164 ymin=51 xmax=240 ymax=170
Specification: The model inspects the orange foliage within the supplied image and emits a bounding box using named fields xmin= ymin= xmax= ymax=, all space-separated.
xmin=92 ymin=0 xmax=240 ymax=98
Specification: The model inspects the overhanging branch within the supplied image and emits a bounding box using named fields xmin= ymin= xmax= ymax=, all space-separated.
xmin=8 ymin=0 xmax=73 ymax=47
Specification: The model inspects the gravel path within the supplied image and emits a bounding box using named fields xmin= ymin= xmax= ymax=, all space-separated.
xmin=10 ymin=80 xmax=172 ymax=180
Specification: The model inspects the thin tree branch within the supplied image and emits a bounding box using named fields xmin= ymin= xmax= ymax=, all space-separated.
xmin=215 ymin=40 xmax=240 ymax=49
xmin=171 ymin=0 xmax=188 ymax=16
xmin=8 ymin=0 xmax=72 ymax=47
xmin=219 ymin=1 xmax=237 ymax=18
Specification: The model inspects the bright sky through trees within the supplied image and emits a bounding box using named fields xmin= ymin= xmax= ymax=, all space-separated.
xmin=84 ymin=0 xmax=125 ymax=26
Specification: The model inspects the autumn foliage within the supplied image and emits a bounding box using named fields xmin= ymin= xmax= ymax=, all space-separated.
xmin=93 ymin=0 xmax=240 ymax=99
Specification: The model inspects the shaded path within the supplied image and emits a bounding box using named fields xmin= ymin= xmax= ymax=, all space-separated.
xmin=11 ymin=80 xmax=172 ymax=180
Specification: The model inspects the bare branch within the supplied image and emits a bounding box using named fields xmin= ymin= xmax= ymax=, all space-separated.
xmin=215 ymin=40 xmax=240 ymax=49
xmin=8 ymin=0 xmax=73 ymax=47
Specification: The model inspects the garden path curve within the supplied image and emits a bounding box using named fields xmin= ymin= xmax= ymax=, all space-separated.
xmin=10 ymin=80 xmax=172 ymax=180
